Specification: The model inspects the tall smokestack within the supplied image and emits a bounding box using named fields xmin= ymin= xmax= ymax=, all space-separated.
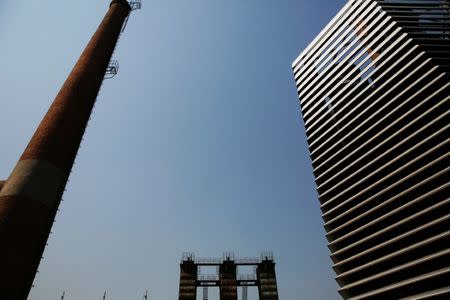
xmin=0 ymin=1 xmax=132 ymax=298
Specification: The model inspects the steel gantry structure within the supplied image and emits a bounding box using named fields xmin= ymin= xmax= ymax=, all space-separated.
xmin=178 ymin=252 xmax=279 ymax=300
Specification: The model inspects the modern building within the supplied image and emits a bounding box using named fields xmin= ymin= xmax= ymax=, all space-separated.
xmin=292 ymin=0 xmax=449 ymax=299
xmin=178 ymin=252 xmax=278 ymax=300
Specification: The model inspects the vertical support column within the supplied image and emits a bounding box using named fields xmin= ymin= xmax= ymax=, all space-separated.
xmin=219 ymin=258 xmax=237 ymax=300
xmin=178 ymin=259 xmax=197 ymax=300
xmin=203 ymin=286 xmax=208 ymax=300
xmin=257 ymin=258 xmax=279 ymax=300
xmin=0 ymin=1 xmax=131 ymax=299
xmin=242 ymin=286 xmax=248 ymax=300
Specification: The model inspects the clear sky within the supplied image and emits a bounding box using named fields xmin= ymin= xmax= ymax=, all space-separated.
xmin=0 ymin=0 xmax=345 ymax=299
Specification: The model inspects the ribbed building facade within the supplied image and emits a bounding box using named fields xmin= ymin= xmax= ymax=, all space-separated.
xmin=292 ymin=1 xmax=449 ymax=299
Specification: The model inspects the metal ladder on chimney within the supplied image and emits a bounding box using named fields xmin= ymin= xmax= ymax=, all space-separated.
xmin=105 ymin=0 xmax=142 ymax=79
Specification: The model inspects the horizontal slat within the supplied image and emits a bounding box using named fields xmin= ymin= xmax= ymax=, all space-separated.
xmin=292 ymin=0 xmax=450 ymax=298
xmin=326 ymin=182 xmax=449 ymax=237
xmin=317 ymin=113 xmax=449 ymax=199
xmin=348 ymin=267 xmax=450 ymax=300
xmin=400 ymin=287 xmax=450 ymax=300
xmin=306 ymin=40 xmax=418 ymax=140
xmin=336 ymin=230 xmax=450 ymax=280
xmin=331 ymin=205 xmax=450 ymax=259
xmin=311 ymin=68 xmax=444 ymax=171
xmin=339 ymin=248 xmax=450 ymax=292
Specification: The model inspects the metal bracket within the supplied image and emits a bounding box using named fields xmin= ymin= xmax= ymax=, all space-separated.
xmin=105 ymin=60 xmax=119 ymax=79
xmin=129 ymin=0 xmax=142 ymax=11
xmin=121 ymin=0 xmax=142 ymax=33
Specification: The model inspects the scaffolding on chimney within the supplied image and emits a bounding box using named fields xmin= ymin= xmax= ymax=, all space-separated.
xmin=121 ymin=0 xmax=142 ymax=33
xmin=107 ymin=0 xmax=142 ymax=79
xmin=105 ymin=60 xmax=119 ymax=79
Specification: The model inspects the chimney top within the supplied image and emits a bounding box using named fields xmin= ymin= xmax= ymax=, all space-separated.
xmin=110 ymin=0 xmax=132 ymax=10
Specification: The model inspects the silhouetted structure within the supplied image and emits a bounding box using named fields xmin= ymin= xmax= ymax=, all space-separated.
xmin=178 ymin=252 xmax=279 ymax=300
xmin=0 ymin=1 xmax=139 ymax=298
xmin=292 ymin=0 xmax=449 ymax=299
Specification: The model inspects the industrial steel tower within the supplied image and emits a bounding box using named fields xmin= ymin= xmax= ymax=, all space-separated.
xmin=178 ymin=252 xmax=279 ymax=300
xmin=0 ymin=1 xmax=140 ymax=298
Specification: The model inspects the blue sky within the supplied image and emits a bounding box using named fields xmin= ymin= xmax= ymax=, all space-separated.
xmin=0 ymin=0 xmax=345 ymax=299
